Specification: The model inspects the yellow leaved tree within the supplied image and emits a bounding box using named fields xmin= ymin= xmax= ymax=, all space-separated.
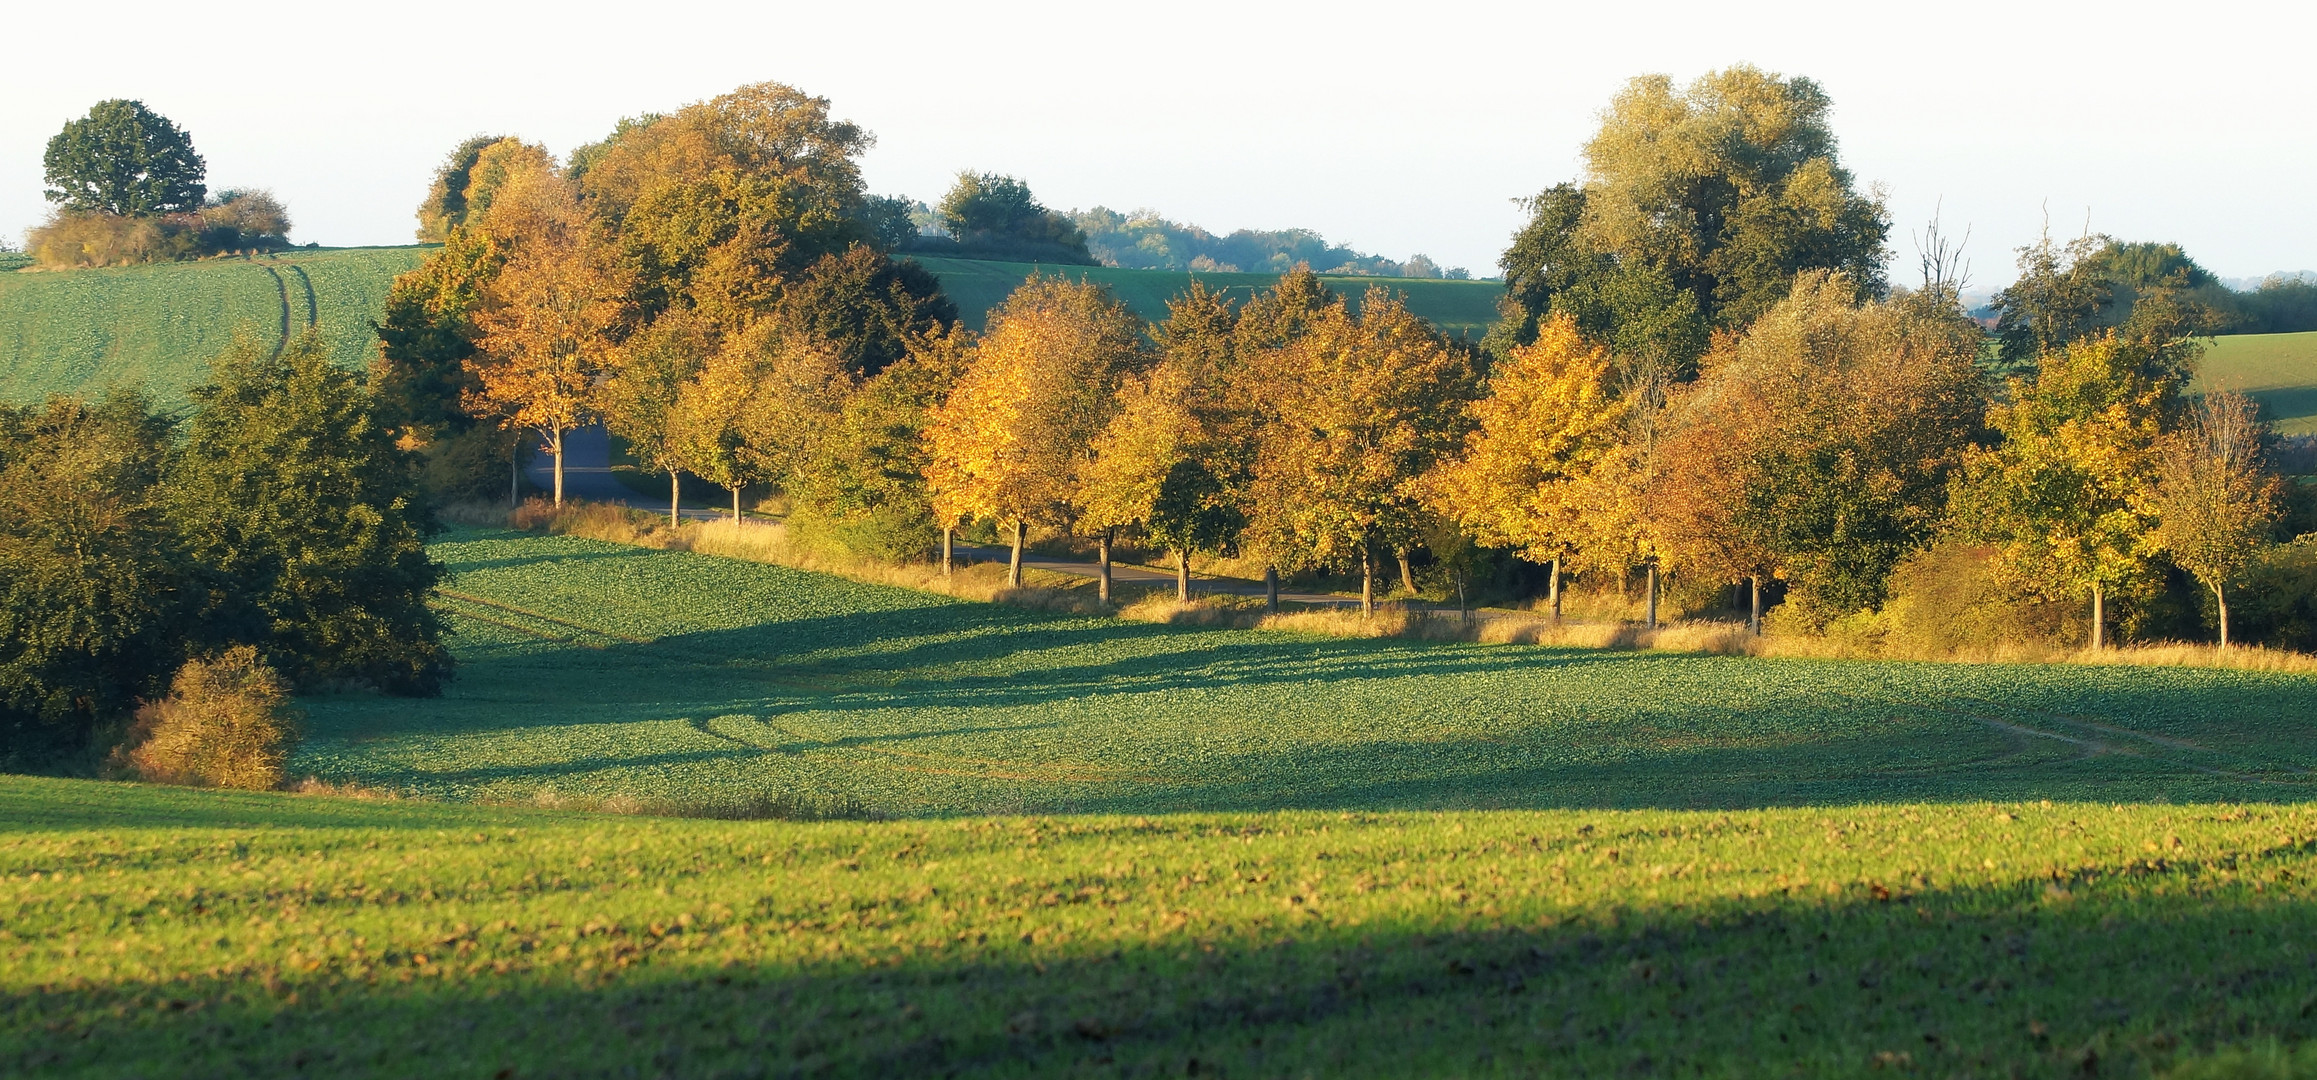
xmin=925 ymin=274 xmax=1149 ymax=585
xmin=465 ymin=156 xmax=619 ymax=504
xmin=1427 ymin=313 xmax=1633 ymax=619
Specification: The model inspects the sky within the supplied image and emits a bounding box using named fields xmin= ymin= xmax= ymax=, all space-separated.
xmin=2 ymin=0 xmax=2312 ymax=289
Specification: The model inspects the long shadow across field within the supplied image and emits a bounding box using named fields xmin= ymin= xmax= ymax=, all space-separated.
xmin=12 ymin=865 xmax=2316 ymax=1077
xmin=303 ymin=533 xmax=2317 ymax=811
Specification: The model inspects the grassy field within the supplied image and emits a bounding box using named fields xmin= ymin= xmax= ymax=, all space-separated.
xmin=909 ymin=256 xmax=1504 ymax=341
xmin=7 ymin=777 xmax=2317 ymax=1077
xmin=0 ymin=251 xmax=1502 ymax=408
xmin=303 ymin=528 xmax=2317 ymax=816
xmin=2200 ymin=330 xmax=2317 ymax=435
xmin=0 ymin=247 xmax=428 ymax=408
xmin=10 ymin=527 xmax=2317 ymax=1075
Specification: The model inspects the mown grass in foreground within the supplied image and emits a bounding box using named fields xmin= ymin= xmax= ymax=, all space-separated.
xmin=4 ymin=776 xmax=2314 ymax=1077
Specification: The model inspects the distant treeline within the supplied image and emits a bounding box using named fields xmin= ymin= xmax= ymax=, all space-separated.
xmin=862 ymin=173 xmax=1464 ymax=279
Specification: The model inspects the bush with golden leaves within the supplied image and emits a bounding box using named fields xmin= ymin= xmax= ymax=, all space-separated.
xmin=122 ymin=648 xmax=302 ymax=790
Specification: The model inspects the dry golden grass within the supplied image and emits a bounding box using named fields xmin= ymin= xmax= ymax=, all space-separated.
xmin=462 ymin=500 xmax=2317 ymax=675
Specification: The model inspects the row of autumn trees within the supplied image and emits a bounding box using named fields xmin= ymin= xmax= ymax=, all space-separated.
xmin=392 ymin=72 xmax=2302 ymax=648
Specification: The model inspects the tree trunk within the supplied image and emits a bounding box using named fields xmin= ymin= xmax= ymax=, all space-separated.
xmin=1398 ymin=549 xmax=1416 ymax=596
xmin=1007 ymin=521 xmax=1026 ymax=587
xmin=2216 ymin=582 xmax=2231 ymax=648
xmin=1264 ymin=566 xmax=1279 ymax=614
xmin=1456 ymin=571 xmax=1468 ymax=628
xmin=1548 ymin=558 xmax=1562 ymax=621
xmin=2090 ymin=582 xmax=2105 ymax=651
xmin=941 ymin=527 xmax=954 ymax=577
xmin=1748 ymin=575 xmax=1762 ymax=636
xmin=1175 ymin=548 xmax=1190 ymax=602
xmin=551 ymin=427 xmax=566 ymax=506
xmin=1361 ymin=546 xmax=1375 ymax=617
xmin=1645 ymin=561 xmax=1659 ymax=629
xmin=510 ymin=438 xmax=520 ymax=507
xmin=669 ymin=469 xmax=680 ymax=526
xmin=730 ymin=486 xmax=741 ymax=522
xmin=1098 ymin=531 xmax=1114 ymax=605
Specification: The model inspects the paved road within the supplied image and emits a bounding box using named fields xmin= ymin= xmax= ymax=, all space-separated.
xmin=524 ymin=425 xmax=727 ymax=521
xmin=529 ymin=424 xmax=1367 ymax=606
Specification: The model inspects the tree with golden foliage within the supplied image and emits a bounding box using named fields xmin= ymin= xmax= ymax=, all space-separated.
xmin=2153 ymin=390 xmax=2283 ymax=646
xmin=1247 ymin=289 xmax=1477 ymax=614
xmin=1958 ymin=332 xmax=2184 ymax=650
xmin=925 ymin=275 xmax=1150 ymax=585
xmin=1427 ymin=314 xmax=1632 ymax=621
xmin=465 ymin=157 xmax=620 ymax=504
xmin=1079 ymin=283 xmax=1246 ymax=602
xmin=598 ymin=307 xmax=710 ymax=523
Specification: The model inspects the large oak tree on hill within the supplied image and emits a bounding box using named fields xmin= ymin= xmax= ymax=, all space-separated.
xmin=43 ymin=99 xmax=206 ymax=217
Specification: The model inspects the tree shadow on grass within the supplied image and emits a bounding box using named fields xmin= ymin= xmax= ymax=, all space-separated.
xmin=9 ymin=872 xmax=2315 ymax=1078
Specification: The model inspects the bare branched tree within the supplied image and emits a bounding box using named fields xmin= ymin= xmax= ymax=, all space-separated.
xmin=2154 ymin=391 xmax=2282 ymax=646
xmin=1914 ymin=199 xmax=1971 ymax=301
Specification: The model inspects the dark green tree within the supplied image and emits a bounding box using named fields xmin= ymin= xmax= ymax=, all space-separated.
xmin=774 ymin=244 xmax=959 ymax=379
xmin=0 ymin=391 xmax=188 ymax=760
xmin=171 ymin=334 xmax=451 ymax=695
xmin=937 ymin=172 xmax=1093 ymax=262
xmin=42 ymin=100 xmax=206 ymax=216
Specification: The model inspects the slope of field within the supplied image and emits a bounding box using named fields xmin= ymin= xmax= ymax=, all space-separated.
xmin=910 ymin=255 xmax=1504 ymax=340
xmin=0 ymin=247 xmax=427 ymax=407
xmin=0 ymin=249 xmax=1502 ymax=409
xmin=7 ymin=775 xmax=2317 ymax=1077
xmin=297 ymin=527 xmax=2317 ymax=816
xmin=2200 ymin=330 xmax=2317 ymax=435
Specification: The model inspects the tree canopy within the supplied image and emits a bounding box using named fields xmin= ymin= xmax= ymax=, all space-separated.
xmin=42 ymin=100 xmax=207 ymax=217
xmin=1490 ymin=66 xmax=1889 ymax=369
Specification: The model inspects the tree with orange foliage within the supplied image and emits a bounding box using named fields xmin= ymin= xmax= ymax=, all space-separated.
xmin=465 ymin=158 xmax=619 ymax=504
xmin=1656 ymin=274 xmax=1985 ymax=632
xmin=1427 ymin=313 xmax=1632 ymax=620
xmin=1246 ymin=289 xmax=1477 ymax=614
xmin=925 ymin=274 xmax=1149 ymax=586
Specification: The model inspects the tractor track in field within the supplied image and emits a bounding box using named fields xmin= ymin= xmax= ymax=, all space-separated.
xmin=257 ymin=264 xmax=290 ymax=359
xmin=1854 ymin=689 xmax=2317 ymax=786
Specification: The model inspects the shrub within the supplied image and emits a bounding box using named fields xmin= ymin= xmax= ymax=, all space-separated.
xmin=122 ymin=648 xmax=301 ymax=789
xmin=25 ymin=191 xmax=291 ymax=269
xmin=418 ymin=425 xmax=519 ymax=506
xmin=2235 ymin=536 xmax=2317 ymax=651
xmin=1873 ymin=543 xmax=2075 ymax=658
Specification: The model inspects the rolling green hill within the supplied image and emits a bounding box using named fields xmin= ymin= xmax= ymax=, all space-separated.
xmin=907 ymin=255 xmax=1504 ymax=339
xmin=0 ymin=249 xmax=1505 ymax=407
xmin=2199 ymin=330 xmax=2317 ymax=435
xmin=8 ymin=525 xmax=2317 ymax=1074
xmin=0 ymin=247 xmax=428 ymax=408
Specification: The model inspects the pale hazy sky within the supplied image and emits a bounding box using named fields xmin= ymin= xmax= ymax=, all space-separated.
xmin=3 ymin=0 xmax=2310 ymax=286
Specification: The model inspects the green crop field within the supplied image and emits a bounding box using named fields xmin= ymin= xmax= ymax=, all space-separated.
xmin=2200 ymin=330 xmax=2317 ymax=436
xmin=0 ymin=247 xmax=428 ymax=408
xmin=11 ymin=527 xmax=2317 ymax=1075
xmin=8 ymin=774 xmax=2317 ymax=1075
xmin=0 ymin=252 xmax=1502 ymax=410
xmin=909 ymin=256 xmax=1504 ymax=341
xmin=303 ymin=528 xmax=2317 ymax=815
